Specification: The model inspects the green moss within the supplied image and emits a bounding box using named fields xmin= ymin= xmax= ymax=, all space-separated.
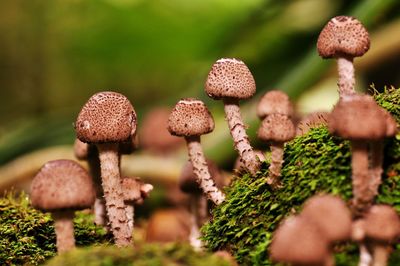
xmin=202 ymin=87 xmax=400 ymax=265
xmin=0 ymin=193 xmax=112 ymax=265
xmin=45 ymin=243 xmax=232 ymax=266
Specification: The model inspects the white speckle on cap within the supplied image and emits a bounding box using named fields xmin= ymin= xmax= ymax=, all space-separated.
xmin=216 ymin=58 xmax=243 ymax=64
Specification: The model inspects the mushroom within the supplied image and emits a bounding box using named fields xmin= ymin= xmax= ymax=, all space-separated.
xmin=364 ymin=205 xmax=400 ymax=266
xmin=329 ymin=94 xmax=396 ymax=216
xmin=256 ymin=90 xmax=295 ymax=187
xmin=75 ymin=91 xmax=136 ymax=246
xmin=121 ymin=176 xmax=153 ymax=230
xmin=270 ymin=216 xmax=330 ymax=266
xmin=168 ymin=98 xmax=225 ymax=205
xmin=257 ymin=114 xmax=295 ymax=187
xmin=30 ymin=160 xmax=95 ymax=253
xmin=317 ymin=16 xmax=370 ymax=98
xmin=296 ymin=111 xmax=330 ymax=136
xmin=205 ymin=58 xmax=261 ymax=175
xmin=139 ymin=107 xmax=184 ymax=154
xmin=179 ymin=159 xmax=224 ymax=249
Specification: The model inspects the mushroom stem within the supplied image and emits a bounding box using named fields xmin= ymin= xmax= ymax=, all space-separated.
xmin=185 ymin=136 xmax=225 ymax=205
xmin=369 ymin=141 xmax=384 ymax=201
xmin=189 ymin=196 xmax=203 ymax=250
xmin=358 ymin=244 xmax=372 ymax=266
xmin=337 ymin=56 xmax=355 ymax=98
xmin=372 ymin=244 xmax=390 ymax=266
xmin=268 ymin=142 xmax=284 ymax=188
xmin=197 ymin=196 xmax=209 ymax=225
xmin=52 ymin=210 xmax=75 ymax=253
xmin=223 ymin=98 xmax=260 ymax=175
xmin=324 ymin=254 xmax=335 ymax=266
xmin=351 ymin=140 xmax=370 ymax=215
xmin=125 ymin=204 xmax=134 ymax=232
xmin=97 ymin=143 xmax=131 ymax=246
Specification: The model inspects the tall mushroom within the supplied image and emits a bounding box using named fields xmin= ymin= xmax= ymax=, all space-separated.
xmin=30 ymin=160 xmax=95 ymax=253
xmin=364 ymin=205 xmax=400 ymax=266
xmin=168 ymin=98 xmax=225 ymax=205
xmin=75 ymin=91 xmax=136 ymax=246
xmin=329 ymin=94 xmax=396 ymax=216
xmin=317 ymin=16 xmax=370 ymax=98
xmin=205 ymin=58 xmax=261 ymax=175
xmin=256 ymin=90 xmax=295 ymax=187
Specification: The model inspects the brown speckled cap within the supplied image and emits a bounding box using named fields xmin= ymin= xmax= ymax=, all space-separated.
xmin=329 ymin=95 xmax=389 ymax=140
xmin=317 ymin=16 xmax=370 ymax=58
xmin=75 ymin=91 xmax=137 ymax=143
xmin=364 ymin=205 xmax=400 ymax=243
xmin=257 ymin=90 xmax=293 ymax=119
xmin=31 ymin=160 xmax=95 ymax=211
xmin=257 ymin=114 xmax=295 ymax=142
xmin=179 ymin=159 xmax=223 ymax=194
xmin=270 ymin=216 xmax=329 ymax=265
xmin=302 ymin=194 xmax=352 ymax=242
xmin=205 ymin=58 xmax=256 ymax=100
xmin=168 ymin=98 xmax=214 ymax=137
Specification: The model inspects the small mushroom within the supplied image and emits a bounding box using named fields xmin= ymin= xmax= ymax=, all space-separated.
xmin=179 ymin=159 xmax=224 ymax=249
xmin=317 ymin=16 xmax=370 ymax=98
xmin=168 ymin=98 xmax=225 ymax=205
xmin=270 ymin=216 xmax=330 ymax=266
xmin=257 ymin=114 xmax=295 ymax=187
xmin=75 ymin=91 xmax=136 ymax=246
xmin=205 ymin=58 xmax=261 ymax=175
xmin=329 ymin=94 xmax=396 ymax=216
xmin=364 ymin=205 xmax=400 ymax=266
xmin=30 ymin=160 xmax=95 ymax=253
xmin=296 ymin=111 xmax=330 ymax=136
xmin=139 ymin=107 xmax=185 ymax=154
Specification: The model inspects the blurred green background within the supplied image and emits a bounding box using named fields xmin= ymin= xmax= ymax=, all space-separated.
xmin=0 ymin=0 xmax=400 ymax=189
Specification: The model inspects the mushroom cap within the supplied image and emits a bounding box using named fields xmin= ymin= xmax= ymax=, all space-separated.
xmin=30 ymin=160 xmax=95 ymax=212
xmin=364 ymin=205 xmax=400 ymax=243
xmin=168 ymin=98 xmax=214 ymax=137
xmin=139 ymin=107 xmax=184 ymax=153
xmin=296 ymin=111 xmax=330 ymax=136
xmin=75 ymin=91 xmax=137 ymax=143
xmin=329 ymin=95 xmax=390 ymax=140
xmin=270 ymin=216 xmax=329 ymax=265
xmin=122 ymin=176 xmax=153 ymax=203
xmin=73 ymin=138 xmax=90 ymax=160
xmin=257 ymin=114 xmax=295 ymax=143
xmin=302 ymin=194 xmax=352 ymax=242
xmin=179 ymin=159 xmax=223 ymax=194
xmin=382 ymin=109 xmax=398 ymax=137
xmin=256 ymin=90 xmax=294 ymax=119
xmin=205 ymin=58 xmax=256 ymax=100
xmin=317 ymin=16 xmax=370 ymax=58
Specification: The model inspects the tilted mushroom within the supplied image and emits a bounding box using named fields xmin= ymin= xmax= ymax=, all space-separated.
xmin=30 ymin=160 xmax=95 ymax=253
xmin=168 ymin=98 xmax=225 ymax=205
xmin=257 ymin=90 xmax=295 ymax=187
xmin=75 ymin=91 xmax=136 ymax=246
xmin=364 ymin=205 xmax=400 ymax=266
xmin=179 ymin=159 xmax=224 ymax=249
xmin=270 ymin=216 xmax=330 ymax=266
xmin=317 ymin=16 xmax=370 ymax=98
xmin=205 ymin=58 xmax=261 ymax=175
xmin=329 ymin=94 xmax=396 ymax=216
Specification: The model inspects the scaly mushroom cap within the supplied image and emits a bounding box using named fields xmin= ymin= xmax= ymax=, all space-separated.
xmin=179 ymin=159 xmax=223 ymax=194
xmin=270 ymin=216 xmax=329 ymax=265
xmin=31 ymin=160 xmax=95 ymax=211
xmin=140 ymin=107 xmax=184 ymax=153
xmin=75 ymin=91 xmax=137 ymax=143
xmin=122 ymin=176 xmax=153 ymax=203
xmin=317 ymin=16 xmax=370 ymax=58
xmin=257 ymin=114 xmax=295 ymax=143
xmin=256 ymin=90 xmax=293 ymax=119
xmin=168 ymin=98 xmax=214 ymax=137
xmin=329 ymin=95 xmax=389 ymax=140
xmin=302 ymin=195 xmax=352 ymax=242
xmin=364 ymin=205 xmax=400 ymax=243
xmin=205 ymin=58 xmax=256 ymax=100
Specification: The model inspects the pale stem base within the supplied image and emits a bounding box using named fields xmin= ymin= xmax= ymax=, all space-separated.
xmin=223 ymin=99 xmax=261 ymax=175
xmin=358 ymin=244 xmax=372 ymax=266
xmin=337 ymin=56 xmax=356 ymax=98
xmin=52 ymin=210 xmax=76 ymax=253
xmin=186 ymin=136 xmax=225 ymax=205
xmin=189 ymin=196 xmax=203 ymax=250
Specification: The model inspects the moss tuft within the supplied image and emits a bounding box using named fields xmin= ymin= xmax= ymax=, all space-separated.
xmin=202 ymin=87 xmax=400 ymax=265
xmin=45 ymin=242 xmax=232 ymax=266
xmin=0 ymin=193 xmax=112 ymax=265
